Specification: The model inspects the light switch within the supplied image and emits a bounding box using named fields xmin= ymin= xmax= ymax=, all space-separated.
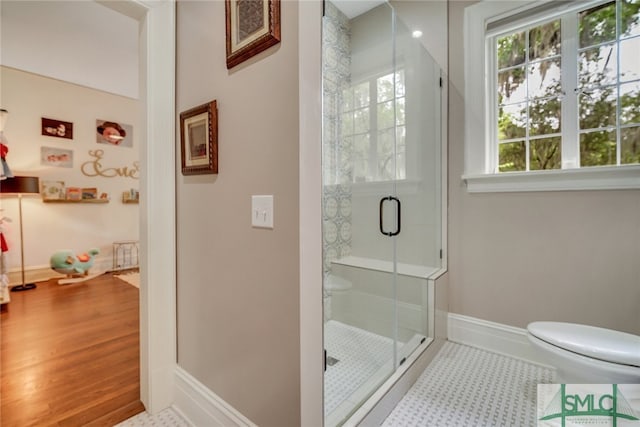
xmin=251 ymin=195 xmax=274 ymax=229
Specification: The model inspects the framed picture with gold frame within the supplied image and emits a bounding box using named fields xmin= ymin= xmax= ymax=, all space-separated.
xmin=225 ymin=0 xmax=281 ymax=69
xmin=180 ymin=100 xmax=218 ymax=175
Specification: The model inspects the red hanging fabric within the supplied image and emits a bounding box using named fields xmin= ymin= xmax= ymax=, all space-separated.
xmin=0 ymin=233 xmax=7 ymax=253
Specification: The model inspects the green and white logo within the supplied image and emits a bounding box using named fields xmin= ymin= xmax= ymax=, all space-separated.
xmin=538 ymin=384 xmax=640 ymax=427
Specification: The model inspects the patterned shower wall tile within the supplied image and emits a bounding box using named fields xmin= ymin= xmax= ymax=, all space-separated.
xmin=323 ymin=1 xmax=353 ymax=275
xmin=324 ymin=47 xmax=339 ymax=70
xmin=323 ymin=84 xmax=339 ymax=103
xmin=337 ymin=241 xmax=351 ymax=258
xmin=325 ymin=195 xmax=339 ymax=218
xmin=337 ymin=60 xmax=351 ymax=79
xmin=339 ymin=221 xmax=352 ymax=241
xmin=323 ymin=183 xmax=352 ymax=274
xmin=324 ymin=24 xmax=339 ymax=44
xmin=323 ymin=115 xmax=337 ymax=136
xmin=324 ymin=0 xmax=339 ymax=20
xmin=324 ymin=247 xmax=339 ymax=272
xmin=339 ymin=195 xmax=352 ymax=217
xmin=337 ymin=184 xmax=351 ymax=197
xmin=324 ymin=221 xmax=339 ymax=245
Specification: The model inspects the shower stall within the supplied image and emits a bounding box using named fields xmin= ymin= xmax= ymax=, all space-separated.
xmin=322 ymin=1 xmax=446 ymax=425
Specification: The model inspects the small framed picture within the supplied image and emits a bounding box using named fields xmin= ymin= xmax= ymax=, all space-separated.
xmin=96 ymin=119 xmax=133 ymax=147
xmin=81 ymin=187 xmax=98 ymax=200
xmin=41 ymin=180 xmax=65 ymax=200
xmin=41 ymin=146 xmax=73 ymax=168
xmin=122 ymin=189 xmax=139 ymax=203
xmin=225 ymin=0 xmax=281 ymax=69
xmin=66 ymin=187 xmax=82 ymax=201
xmin=42 ymin=118 xmax=73 ymax=140
xmin=180 ymin=100 xmax=218 ymax=175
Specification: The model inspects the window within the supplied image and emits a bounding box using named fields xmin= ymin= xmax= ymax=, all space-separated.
xmin=495 ymin=18 xmax=563 ymax=172
xmin=464 ymin=0 xmax=640 ymax=192
xmin=342 ymin=70 xmax=406 ymax=183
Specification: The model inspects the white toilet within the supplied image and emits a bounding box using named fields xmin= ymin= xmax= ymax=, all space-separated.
xmin=323 ymin=274 xmax=352 ymax=322
xmin=527 ymin=321 xmax=640 ymax=384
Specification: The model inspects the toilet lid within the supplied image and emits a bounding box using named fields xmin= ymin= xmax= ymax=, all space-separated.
xmin=528 ymin=322 xmax=640 ymax=367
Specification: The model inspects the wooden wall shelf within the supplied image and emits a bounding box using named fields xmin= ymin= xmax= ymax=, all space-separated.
xmin=42 ymin=199 xmax=109 ymax=204
xmin=122 ymin=200 xmax=139 ymax=204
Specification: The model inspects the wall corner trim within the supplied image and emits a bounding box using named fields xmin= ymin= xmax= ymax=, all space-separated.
xmin=174 ymin=366 xmax=257 ymax=427
xmin=447 ymin=313 xmax=553 ymax=368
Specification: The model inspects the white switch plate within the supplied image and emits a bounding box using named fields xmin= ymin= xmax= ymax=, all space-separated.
xmin=251 ymin=195 xmax=273 ymax=229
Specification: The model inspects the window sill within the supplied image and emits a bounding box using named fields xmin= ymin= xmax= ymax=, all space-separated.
xmin=352 ymin=179 xmax=421 ymax=196
xmin=462 ymin=165 xmax=640 ymax=193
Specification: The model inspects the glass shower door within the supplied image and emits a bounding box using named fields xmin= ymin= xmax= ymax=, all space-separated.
xmin=322 ymin=2 xmax=400 ymax=425
xmin=391 ymin=4 xmax=443 ymax=367
xmin=323 ymin=0 xmax=444 ymax=423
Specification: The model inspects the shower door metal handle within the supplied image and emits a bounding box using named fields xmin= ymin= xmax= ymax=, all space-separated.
xmin=379 ymin=196 xmax=401 ymax=237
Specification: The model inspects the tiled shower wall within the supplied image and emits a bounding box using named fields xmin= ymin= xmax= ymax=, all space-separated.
xmin=322 ymin=2 xmax=353 ymax=275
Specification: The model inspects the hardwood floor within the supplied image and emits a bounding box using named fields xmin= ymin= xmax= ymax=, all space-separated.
xmin=1 ymin=273 xmax=144 ymax=426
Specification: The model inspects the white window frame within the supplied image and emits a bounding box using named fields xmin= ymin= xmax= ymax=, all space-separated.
xmin=463 ymin=0 xmax=640 ymax=192
xmin=344 ymin=69 xmax=407 ymax=184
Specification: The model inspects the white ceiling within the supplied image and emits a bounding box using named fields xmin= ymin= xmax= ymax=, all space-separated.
xmin=1 ymin=1 xmax=139 ymax=99
xmin=331 ymin=0 xmax=387 ymax=19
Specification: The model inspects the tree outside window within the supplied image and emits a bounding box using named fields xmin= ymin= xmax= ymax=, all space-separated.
xmin=495 ymin=0 xmax=640 ymax=172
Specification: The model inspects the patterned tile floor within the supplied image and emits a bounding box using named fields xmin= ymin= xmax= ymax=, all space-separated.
xmin=382 ymin=341 xmax=554 ymax=426
xmin=117 ymin=340 xmax=553 ymax=426
xmin=115 ymin=408 xmax=190 ymax=427
xmin=324 ymin=320 xmax=396 ymax=416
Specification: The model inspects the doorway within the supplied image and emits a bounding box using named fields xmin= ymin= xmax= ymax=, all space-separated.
xmin=0 ymin=0 xmax=176 ymax=418
xmin=79 ymin=0 xmax=178 ymax=415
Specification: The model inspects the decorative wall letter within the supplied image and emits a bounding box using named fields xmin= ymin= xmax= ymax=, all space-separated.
xmin=81 ymin=149 xmax=139 ymax=179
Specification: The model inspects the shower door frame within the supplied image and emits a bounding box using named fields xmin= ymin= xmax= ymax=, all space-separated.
xmin=321 ymin=2 xmax=401 ymax=423
xmin=298 ymin=1 xmax=449 ymax=426
xmin=320 ymin=1 xmax=449 ymax=425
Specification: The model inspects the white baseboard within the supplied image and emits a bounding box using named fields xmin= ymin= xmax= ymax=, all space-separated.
xmin=7 ymin=255 xmax=114 ymax=286
xmin=7 ymin=264 xmax=65 ymax=285
xmin=174 ymin=366 xmax=257 ymax=427
xmin=447 ymin=313 xmax=552 ymax=368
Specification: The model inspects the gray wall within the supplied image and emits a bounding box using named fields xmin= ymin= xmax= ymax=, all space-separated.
xmin=176 ymin=2 xmax=300 ymax=426
xmin=448 ymin=1 xmax=640 ymax=335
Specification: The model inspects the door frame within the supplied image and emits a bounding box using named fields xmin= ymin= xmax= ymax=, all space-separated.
xmin=104 ymin=0 xmax=177 ymax=413
xmin=299 ymin=1 xmax=324 ymax=426
xmin=138 ymin=0 xmax=177 ymax=413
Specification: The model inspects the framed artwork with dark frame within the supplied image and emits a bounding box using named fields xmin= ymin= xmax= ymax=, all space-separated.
xmin=225 ymin=0 xmax=281 ymax=69
xmin=42 ymin=117 xmax=73 ymax=140
xmin=180 ymin=100 xmax=218 ymax=175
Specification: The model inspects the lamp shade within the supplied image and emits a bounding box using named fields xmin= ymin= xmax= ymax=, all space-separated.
xmin=1 ymin=176 xmax=40 ymax=194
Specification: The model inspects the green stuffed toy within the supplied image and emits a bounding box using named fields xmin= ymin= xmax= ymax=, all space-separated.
xmin=50 ymin=248 xmax=100 ymax=277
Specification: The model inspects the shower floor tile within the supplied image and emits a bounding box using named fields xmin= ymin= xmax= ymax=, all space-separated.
xmin=382 ymin=341 xmax=554 ymax=427
xmin=324 ymin=320 xmax=396 ymax=417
